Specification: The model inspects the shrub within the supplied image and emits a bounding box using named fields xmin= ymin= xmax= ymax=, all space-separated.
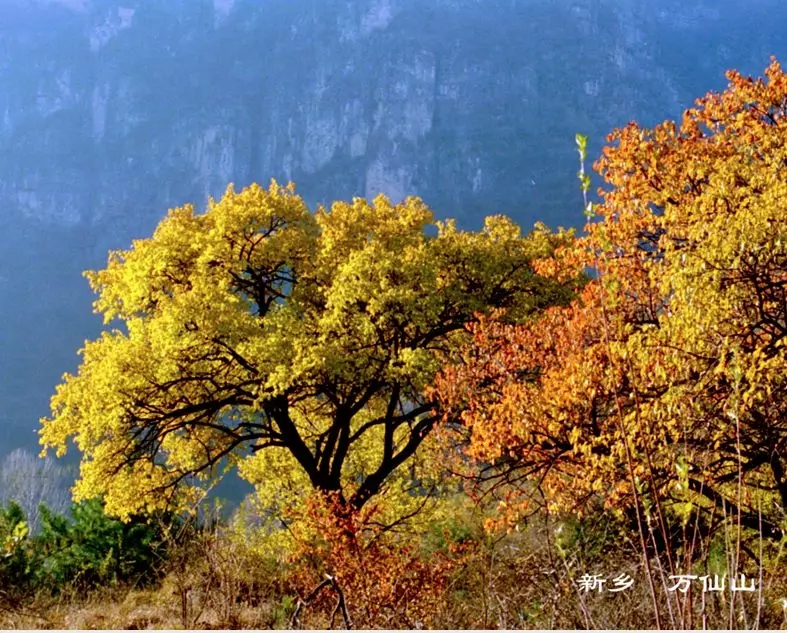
xmin=34 ymin=498 xmax=167 ymax=594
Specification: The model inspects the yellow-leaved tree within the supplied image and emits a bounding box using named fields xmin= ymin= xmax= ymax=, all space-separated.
xmin=40 ymin=181 xmax=574 ymax=532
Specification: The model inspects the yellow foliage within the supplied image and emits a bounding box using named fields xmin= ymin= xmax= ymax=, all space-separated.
xmin=41 ymin=180 xmax=574 ymax=523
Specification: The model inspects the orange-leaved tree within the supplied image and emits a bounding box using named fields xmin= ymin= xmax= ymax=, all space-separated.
xmin=431 ymin=59 xmax=787 ymax=547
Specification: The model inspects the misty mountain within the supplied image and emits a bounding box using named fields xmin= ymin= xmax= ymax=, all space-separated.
xmin=1 ymin=0 xmax=786 ymax=473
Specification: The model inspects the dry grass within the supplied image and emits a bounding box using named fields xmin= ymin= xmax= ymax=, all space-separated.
xmin=2 ymin=505 xmax=786 ymax=629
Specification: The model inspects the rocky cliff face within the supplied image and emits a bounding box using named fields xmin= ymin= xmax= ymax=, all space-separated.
xmin=5 ymin=0 xmax=785 ymax=238
xmin=1 ymin=0 xmax=786 ymax=452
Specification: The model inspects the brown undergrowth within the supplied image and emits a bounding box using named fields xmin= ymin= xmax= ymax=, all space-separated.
xmin=2 ymin=497 xmax=785 ymax=630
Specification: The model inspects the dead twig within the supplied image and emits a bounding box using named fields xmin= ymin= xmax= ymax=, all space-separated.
xmin=291 ymin=574 xmax=352 ymax=629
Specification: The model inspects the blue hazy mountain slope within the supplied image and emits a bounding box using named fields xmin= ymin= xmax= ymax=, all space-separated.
xmin=1 ymin=0 xmax=786 ymax=480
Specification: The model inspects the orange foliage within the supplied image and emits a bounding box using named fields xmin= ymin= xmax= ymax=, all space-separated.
xmin=431 ymin=59 xmax=787 ymax=540
xmin=285 ymin=492 xmax=462 ymax=629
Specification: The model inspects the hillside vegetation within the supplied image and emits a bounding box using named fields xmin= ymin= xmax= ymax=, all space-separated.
xmin=3 ymin=61 xmax=787 ymax=630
